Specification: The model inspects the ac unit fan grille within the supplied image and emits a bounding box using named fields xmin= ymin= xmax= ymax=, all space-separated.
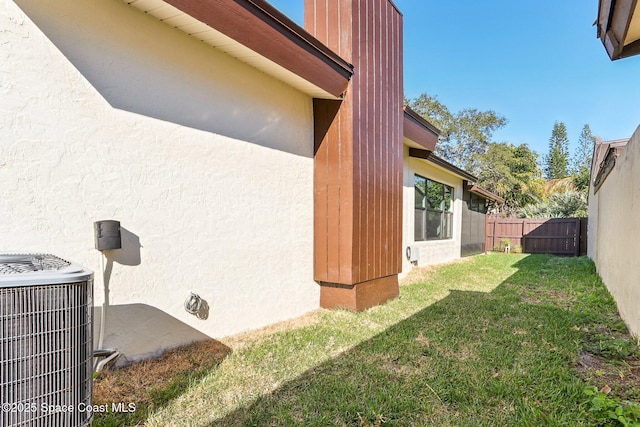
xmin=0 ymin=254 xmax=71 ymax=275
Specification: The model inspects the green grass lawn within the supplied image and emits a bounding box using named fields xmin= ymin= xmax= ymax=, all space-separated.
xmin=94 ymin=254 xmax=640 ymax=426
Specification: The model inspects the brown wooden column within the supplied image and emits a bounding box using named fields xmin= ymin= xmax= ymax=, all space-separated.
xmin=307 ymin=0 xmax=403 ymax=311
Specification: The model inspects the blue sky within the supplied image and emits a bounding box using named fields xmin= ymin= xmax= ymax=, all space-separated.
xmin=269 ymin=0 xmax=640 ymax=160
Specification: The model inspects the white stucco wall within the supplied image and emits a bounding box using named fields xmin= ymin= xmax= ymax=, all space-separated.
xmin=588 ymin=125 xmax=640 ymax=337
xmin=1 ymin=0 xmax=318 ymax=364
xmin=401 ymin=145 xmax=464 ymax=276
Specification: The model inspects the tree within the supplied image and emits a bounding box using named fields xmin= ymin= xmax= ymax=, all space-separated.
xmin=408 ymin=93 xmax=507 ymax=171
xmin=572 ymin=124 xmax=595 ymax=191
xmin=474 ymin=142 xmax=544 ymax=214
xmin=519 ymin=191 xmax=587 ymax=218
xmin=544 ymin=121 xmax=570 ymax=180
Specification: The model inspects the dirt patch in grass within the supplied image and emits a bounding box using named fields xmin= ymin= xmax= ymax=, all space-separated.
xmin=94 ymin=339 xmax=230 ymax=412
xmin=93 ymin=313 xmax=325 ymax=425
xmin=520 ymin=289 xmax=575 ymax=309
xmin=576 ymin=351 xmax=640 ymax=399
xmin=577 ymin=351 xmax=607 ymax=373
xmin=400 ymin=265 xmax=435 ymax=286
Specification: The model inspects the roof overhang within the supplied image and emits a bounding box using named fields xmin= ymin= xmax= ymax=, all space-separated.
xmin=592 ymin=138 xmax=629 ymax=193
xmin=597 ymin=0 xmax=640 ymax=60
xmin=403 ymin=106 xmax=440 ymax=151
xmin=593 ymin=146 xmax=620 ymax=193
xmin=123 ymin=0 xmax=353 ymax=98
xmin=408 ymin=149 xmax=477 ymax=181
xmin=463 ymin=181 xmax=505 ymax=204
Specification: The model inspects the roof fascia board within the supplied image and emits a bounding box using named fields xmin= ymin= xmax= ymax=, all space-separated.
xmin=163 ymin=0 xmax=353 ymax=96
xmin=463 ymin=180 xmax=505 ymax=204
xmin=426 ymin=154 xmax=477 ymax=182
xmin=403 ymin=106 xmax=439 ymax=151
xmin=408 ymin=149 xmax=478 ymax=182
xmin=593 ymin=146 xmax=619 ymax=193
xmin=408 ymin=147 xmax=432 ymax=160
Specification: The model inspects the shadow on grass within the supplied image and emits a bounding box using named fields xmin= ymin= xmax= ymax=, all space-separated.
xmin=207 ymin=255 xmax=611 ymax=426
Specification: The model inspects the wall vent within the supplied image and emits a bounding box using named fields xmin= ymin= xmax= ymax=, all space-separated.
xmin=0 ymin=254 xmax=93 ymax=427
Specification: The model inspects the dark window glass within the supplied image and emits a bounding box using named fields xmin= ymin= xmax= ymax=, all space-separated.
xmin=426 ymin=210 xmax=442 ymax=239
xmin=415 ymin=176 xmax=426 ymax=208
xmin=426 ymin=180 xmax=444 ymax=209
xmin=414 ymin=174 xmax=454 ymax=241
xmin=470 ymin=194 xmax=479 ymax=211
xmin=444 ymin=185 xmax=452 ymax=211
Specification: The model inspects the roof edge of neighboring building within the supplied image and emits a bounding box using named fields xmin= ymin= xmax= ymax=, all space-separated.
xmin=597 ymin=0 xmax=640 ymax=60
xmin=592 ymin=137 xmax=630 ymax=193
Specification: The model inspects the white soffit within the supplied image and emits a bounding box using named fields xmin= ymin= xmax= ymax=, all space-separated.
xmin=625 ymin=1 xmax=640 ymax=45
xmin=124 ymin=0 xmax=340 ymax=99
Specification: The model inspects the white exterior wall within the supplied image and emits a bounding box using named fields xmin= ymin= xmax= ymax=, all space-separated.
xmin=588 ymin=125 xmax=640 ymax=338
xmin=1 ymin=0 xmax=318 ymax=364
xmin=401 ymin=145 xmax=464 ymax=276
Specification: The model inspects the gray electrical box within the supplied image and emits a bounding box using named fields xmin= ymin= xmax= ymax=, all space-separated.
xmin=94 ymin=220 xmax=121 ymax=251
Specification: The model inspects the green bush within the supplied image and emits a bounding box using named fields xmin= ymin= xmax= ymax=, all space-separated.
xmin=519 ymin=190 xmax=587 ymax=218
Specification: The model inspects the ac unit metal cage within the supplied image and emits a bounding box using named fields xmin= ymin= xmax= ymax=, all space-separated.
xmin=0 ymin=254 xmax=93 ymax=427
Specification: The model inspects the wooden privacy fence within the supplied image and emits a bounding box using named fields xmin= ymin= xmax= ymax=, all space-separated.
xmin=486 ymin=217 xmax=588 ymax=256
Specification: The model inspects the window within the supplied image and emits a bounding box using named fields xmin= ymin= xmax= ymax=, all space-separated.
xmin=466 ymin=192 xmax=489 ymax=214
xmin=414 ymin=175 xmax=453 ymax=241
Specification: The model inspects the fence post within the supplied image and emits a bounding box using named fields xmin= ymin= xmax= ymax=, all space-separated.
xmin=574 ymin=218 xmax=580 ymax=257
xmin=492 ymin=218 xmax=496 ymax=251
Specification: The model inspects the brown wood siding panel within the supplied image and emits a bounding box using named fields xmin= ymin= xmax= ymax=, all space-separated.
xmin=393 ymin=7 xmax=403 ymax=274
xmin=381 ymin=0 xmax=389 ymax=277
xmin=355 ymin=0 xmax=365 ymax=284
xmin=309 ymin=0 xmax=402 ymax=285
xmin=351 ymin=29 xmax=363 ymax=284
xmin=313 ymin=100 xmax=329 ymax=281
xmin=313 ymin=98 xmax=353 ymax=283
xmin=319 ymin=274 xmax=399 ymax=311
xmin=380 ymin=2 xmax=397 ymax=275
xmin=315 ymin=0 xmax=328 ymax=43
xmin=339 ymin=96 xmax=355 ymax=282
xmin=369 ymin=0 xmax=378 ymax=277
xmin=327 ymin=1 xmax=339 ymax=58
xmin=326 ymin=107 xmax=341 ymax=281
xmin=366 ymin=0 xmax=376 ymax=281
xmin=305 ymin=0 xmax=352 ymax=62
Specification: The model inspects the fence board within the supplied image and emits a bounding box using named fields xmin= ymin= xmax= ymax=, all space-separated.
xmin=486 ymin=217 xmax=586 ymax=256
